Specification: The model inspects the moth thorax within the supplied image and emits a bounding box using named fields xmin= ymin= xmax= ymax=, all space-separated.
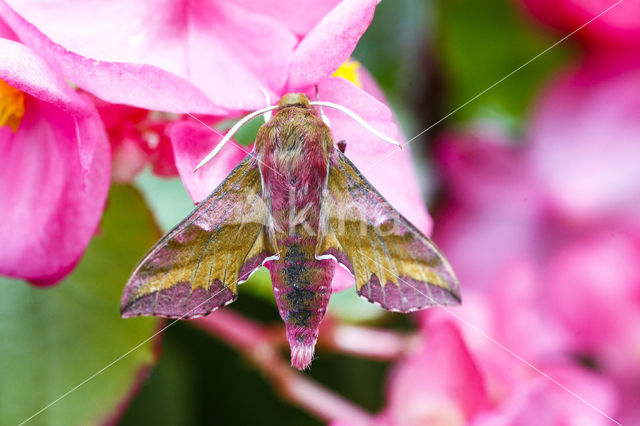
xmin=278 ymin=93 xmax=311 ymax=109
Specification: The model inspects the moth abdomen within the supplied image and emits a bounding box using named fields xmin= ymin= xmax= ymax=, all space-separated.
xmin=270 ymin=242 xmax=334 ymax=369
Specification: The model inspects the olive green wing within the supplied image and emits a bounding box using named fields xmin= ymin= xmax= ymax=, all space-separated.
xmin=121 ymin=153 xmax=276 ymax=319
xmin=316 ymin=150 xmax=460 ymax=312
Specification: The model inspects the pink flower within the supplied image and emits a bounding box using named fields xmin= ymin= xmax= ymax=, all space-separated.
xmin=3 ymin=0 xmax=423 ymax=301
xmin=0 ymin=30 xmax=110 ymax=284
xmin=330 ymin=323 xmax=488 ymax=426
xmin=526 ymin=53 xmax=640 ymax=226
xmin=434 ymin=134 xmax=543 ymax=293
xmin=0 ymin=0 xmax=377 ymax=114
xmin=170 ymin=68 xmax=434 ymax=293
xmin=93 ymin=98 xmax=178 ymax=182
xmin=0 ymin=0 xmax=383 ymax=197
xmin=433 ymin=136 xmax=629 ymax=423
xmin=545 ymin=232 xmax=640 ymax=375
xmin=472 ymin=361 xmax=617 ymax=426
xmin=381 ymin=322 xmax=488 ymax=426
xmin=423 ymin=264 xmax=617 ymax=426
xmin=519 ymin=0 xmax=640 ymax=50
xmin=433 ymin=53 xmax=640 ymax=422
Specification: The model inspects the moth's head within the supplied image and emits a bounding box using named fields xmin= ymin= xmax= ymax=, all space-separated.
xmin=278 ymin=93 xmax=311 ymax=110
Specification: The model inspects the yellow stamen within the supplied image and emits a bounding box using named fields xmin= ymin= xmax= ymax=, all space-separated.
xmin=0 ymin=79 xmax=25 ymax=132
xmin=332 ymin=59 xmax=362 ymax=88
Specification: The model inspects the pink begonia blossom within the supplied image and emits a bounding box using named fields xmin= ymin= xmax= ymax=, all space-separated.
xmin=422 ymin=264 xmax=617 ymax=425
xmin=471 ymin=361 xmax=617 ymax=426
xmin=525 ymin=61 xmax=640 ymax=419
xmin=432 ymin=54 xmax=640 ymax=423
xmin=0 ymin=33 xmax=110 ymax=284
xmin=2 ymin=0 xmax=419 ymax=298
xmin=0 ymin=0 xmax=376 ymax=114
xmin=0 ymin=0 xmax=381 ymax=188
xmin=171 ymin=74 xmax=434 ymax=293
xmin=526 ymin=53 xmax=640 ymax=226
xmin=93 ymin=98 xmax=178 ymax=182
xmin=382 ymin=322 xmax=487 ymax=426
xmin=545 ymin=232 xmax=640 ymax=376
xmin=434 ymin=136 xmax=543 ymax=293
xmin=169 ymin=119 xmax=248 ymax=203
xmin=519 ymin=0 xmax=640 ymax=49
xmin=432 ymin=136 xmax=628 ymax=423
xmin=330 ymin=322 xmax=487 ymax=426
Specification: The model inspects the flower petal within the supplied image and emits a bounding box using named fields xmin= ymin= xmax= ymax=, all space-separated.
xmin=231 ymin=0 xmax=342 ymax=36
xmin=94 ymin=99 xmax=179 ymax=182
xmin=387 ymin=323 xmax=487 ymax=425
xmin=472 ymin=363 xmax=618 ymax=426
xmin=169 ymin=120 xmax=249 ymax=203
xmin=0 ymin=0 xmax=297 ymax=113
xmin=0 ymin=13 xmax=17 ymax=40
xmin=434 ymin=134 xmax=541 ymax=292
xmin=544 ymin=232 xmax=640 ymax=374
xmin=527 ymin=55 xmax=640 ymax=225
xmin=520 ymin=0 xmax=640 ymax=48
xmin=287 ymin=0 xmax=377 ymax=90
xmin=0 ymin=38 xmax=110 ymax=284
xmin=0 ymin=38 xmax=87 ymax=116
xmin=0 ymin=99 xmax=109 ymax=285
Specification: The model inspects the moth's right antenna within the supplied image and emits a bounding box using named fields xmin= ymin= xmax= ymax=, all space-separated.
xmin=310 ymin=100 xmax=402 ymax=148
xmin=193 ymin=104 xmax=279 ymax=173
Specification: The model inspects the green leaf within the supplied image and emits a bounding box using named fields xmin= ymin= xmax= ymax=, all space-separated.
xmin=437 ymin=0 xmax=571 ymax=131
xmin=0 ymin=185 xmax=161 ymax=426
xmin=328 ymin=286 xmax=386 ymax=323
xmin=118 ymin=334 xmax=197 ymax=426
xmin=135 ymin=170 xmax=194 ymax=233
xmin=354 ymin=0 xmax=432 ymax=97
xmin=239 ymin=266 xmax=277 ymax=304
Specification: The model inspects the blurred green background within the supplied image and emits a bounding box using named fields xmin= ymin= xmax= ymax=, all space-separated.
xmin=0 ymin=1 xmax=571 ymax=425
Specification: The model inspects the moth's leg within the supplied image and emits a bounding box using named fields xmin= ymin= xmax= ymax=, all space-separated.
xmin=337 ymin=140 xmax=347 ymax=153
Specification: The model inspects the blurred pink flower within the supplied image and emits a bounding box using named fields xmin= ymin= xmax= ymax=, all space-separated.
xmin=0 ymin=0 xmax=376 ymax=114
xmin=170 ymin=71 xmax=434 ymax=293
xmin=330 ymin=322 xmax=487 ymax=426
xmin=432 ymin=54 xmax=640 ymax=423
xmin=526 ymin=53 xmax=640 ymax=226
xmin=433 ymin=136 xmax=629 ymax=423
xmin=0 ymin=33 xmax=110 ymax=284
xmin=434 ymin=135 xmax=543 ymax=293
xmin=545 ymin=232 xmax=640 ymax=377
xmin=381 ymin=322 xmax=487 ymax=426
xmin=472 ymin=360 xmax=617 ymax=426
xmin=423 ymin=263 xmax=617 ymax=426
xmin=519 ymin=0 xmax=640 ymax=50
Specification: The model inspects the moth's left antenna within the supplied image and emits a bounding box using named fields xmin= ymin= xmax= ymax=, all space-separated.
xmin=193 ymin=104 xmax=279 ymax=173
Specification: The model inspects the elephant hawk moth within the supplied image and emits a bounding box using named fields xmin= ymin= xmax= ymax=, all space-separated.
xmin=121 ymin=93 xmax=460 ymax=370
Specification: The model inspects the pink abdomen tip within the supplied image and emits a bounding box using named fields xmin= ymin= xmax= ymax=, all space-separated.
xmin=290 ymin=342 xmax=316 ymax=370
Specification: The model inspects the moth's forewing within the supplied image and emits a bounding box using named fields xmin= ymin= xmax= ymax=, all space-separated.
xmin=121 ymin=154 xmax=274 ymax=319
xmin=316 ymin=150 xmax=460 ymax=312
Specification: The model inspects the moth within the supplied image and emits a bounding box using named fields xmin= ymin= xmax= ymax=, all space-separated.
xmin=121 ymin=93 xmax=460 ymax=370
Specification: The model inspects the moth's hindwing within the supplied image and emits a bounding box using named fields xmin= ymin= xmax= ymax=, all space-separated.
xmin=121 ymin=153 xmax=274 ymax=319
xmin=317 ymin=150 xmax=460 ymax=312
